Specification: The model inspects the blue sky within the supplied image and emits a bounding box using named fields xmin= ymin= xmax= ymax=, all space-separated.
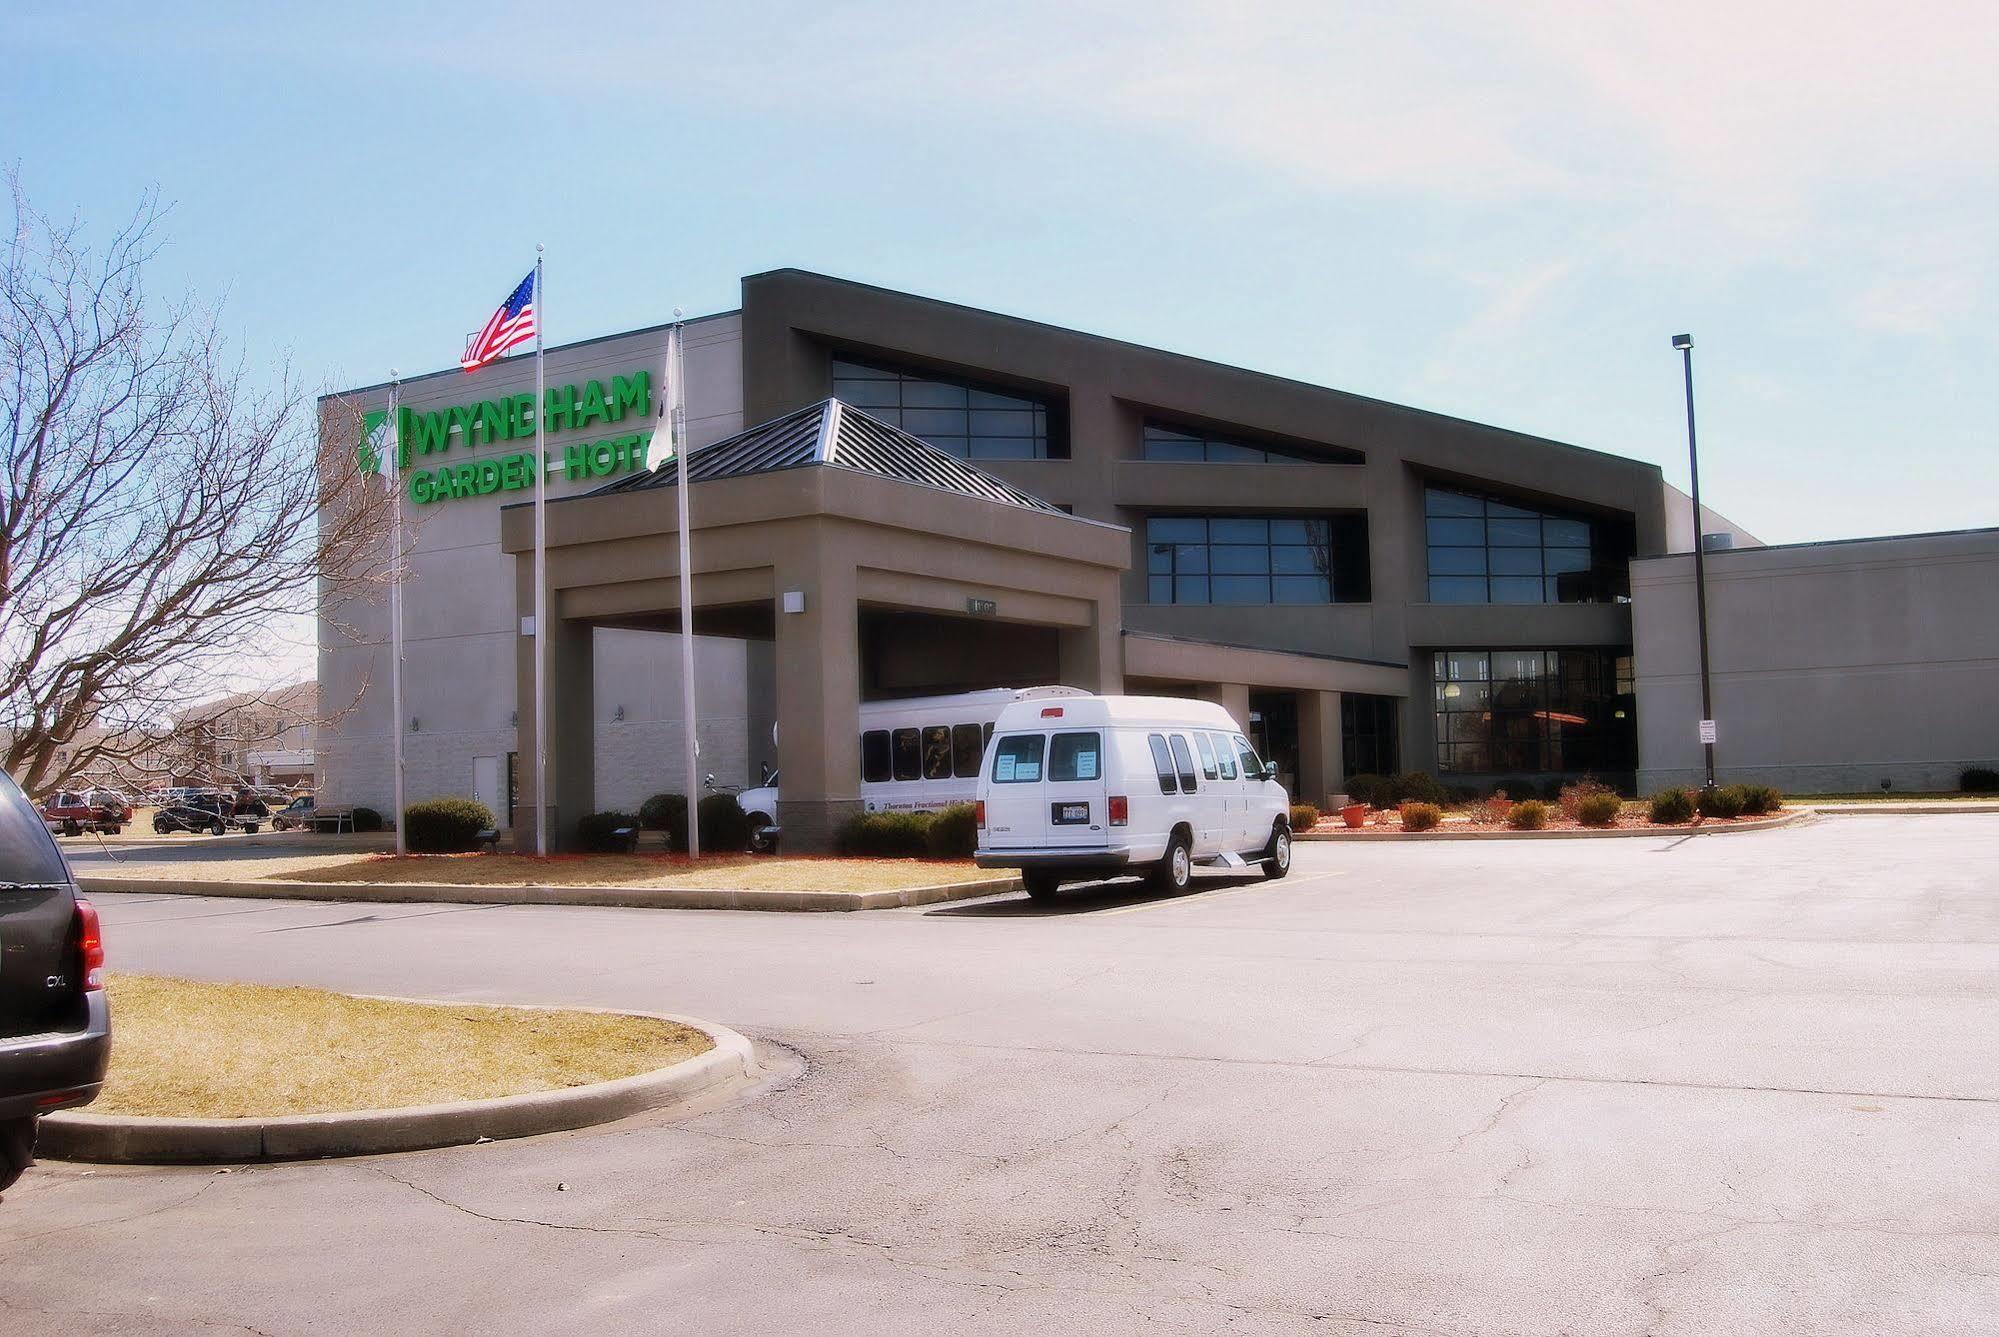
xmin=6 ymin=1 xmax=1995 ymax=544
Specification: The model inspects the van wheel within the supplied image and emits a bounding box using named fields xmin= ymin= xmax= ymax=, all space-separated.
xmin=1022 ymin=869 xmax=1062 ymax=901
xmin=1150 ymin=833 xmax=1193 ymax=893
xmin=1263 ymin=825 xmax=1292 ymax=880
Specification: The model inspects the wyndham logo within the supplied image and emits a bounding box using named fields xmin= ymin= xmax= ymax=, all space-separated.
xmin=356 ymin=409 xmax=389 ymax=477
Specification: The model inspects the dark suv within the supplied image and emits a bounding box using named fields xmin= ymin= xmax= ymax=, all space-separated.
xmin=0 ymin=768 xmax=110 ymax=1192
xmin=153 ymin=792 xmax=258 ymax=836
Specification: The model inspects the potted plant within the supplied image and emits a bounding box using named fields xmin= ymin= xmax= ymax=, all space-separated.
xmin=1341 ymin=802 xmax=1370 ymax=828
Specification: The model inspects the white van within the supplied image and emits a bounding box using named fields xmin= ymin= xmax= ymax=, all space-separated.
xmin=730 ymin=686 xmax=1089 ymax=849
xmin=973 ymin=694 xmax=1292 ymax=900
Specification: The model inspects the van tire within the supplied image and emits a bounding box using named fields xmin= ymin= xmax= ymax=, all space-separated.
xmin=1022 ymin=869 xmax=1062 ymax=901
xmin=1262 ymin=824 xmax=1292 ymax=880
xmin=1150 ymin=832 xmax=1193 ymax=893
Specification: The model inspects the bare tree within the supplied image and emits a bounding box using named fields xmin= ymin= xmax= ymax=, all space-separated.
xmin=1 ymin=173 xmax=393 ymax=797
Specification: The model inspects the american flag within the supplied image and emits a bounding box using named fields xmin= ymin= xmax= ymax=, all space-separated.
xmin=460 ymin=269 xmax=538 ymax=371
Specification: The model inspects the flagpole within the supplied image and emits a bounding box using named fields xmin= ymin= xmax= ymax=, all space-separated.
xmin=532 ymin=244 xmax=549 ymax=856
xmin=387 ymin=373 xmax=407 ymax=857
xmin=670 ymin=312 xmax=700 ymax=859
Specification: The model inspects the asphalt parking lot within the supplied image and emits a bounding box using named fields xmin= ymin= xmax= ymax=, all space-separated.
xmin=4 ymin=813 xmax=1995 ymax=1335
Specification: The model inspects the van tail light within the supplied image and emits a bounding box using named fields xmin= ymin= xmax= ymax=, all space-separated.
xmin=1108 ymin=795 xmax=1129 ymax=826
xmin=975 ymin=800 xmax=986 ymax=829
xmin=74 ymin=897 xmax=104 ymax=991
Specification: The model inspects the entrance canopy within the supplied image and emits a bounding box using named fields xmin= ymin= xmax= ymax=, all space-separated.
xmin=501 ymin=399 xmax=1129 ymax=850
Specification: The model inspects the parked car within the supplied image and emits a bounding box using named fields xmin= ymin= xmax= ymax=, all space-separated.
xmin=39 ymin=791 xmax=125 ymax=837
xmin=152 ymin=793 xmax=259 ymax=836
xmin=973 ymin=694 xmax=1291 ymax=900
xmin=0 ymin=768 xmax=110 ymax=1192
xmin=270 ymin=795 xmax=316 ymax=830
xmin=83 ymin=789 xmax=135 ymax=822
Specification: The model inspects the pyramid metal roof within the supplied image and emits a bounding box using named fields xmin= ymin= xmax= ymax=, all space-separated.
xmin=591 ymin=399 xmax=1065 ymax=514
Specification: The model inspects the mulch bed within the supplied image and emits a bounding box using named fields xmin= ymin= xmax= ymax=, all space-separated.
xmin=1304 ymin=804 xmax=1785 ymax=835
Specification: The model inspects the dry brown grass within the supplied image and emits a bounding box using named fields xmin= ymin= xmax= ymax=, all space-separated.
xmin=273 ymin=853 xmax=990 ymax=892
xmin=93 ymin=975 xmax=711 ymax=1118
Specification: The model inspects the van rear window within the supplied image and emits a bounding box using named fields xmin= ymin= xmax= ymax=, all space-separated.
xmin=992 ymin=735 xmax=1046 ymax=783
xmin=1048 ymin=732 xmax=1102 ymax=782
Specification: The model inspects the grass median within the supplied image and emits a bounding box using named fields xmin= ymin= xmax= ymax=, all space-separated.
xmin=94 ymin=975 xmax=712 ymax=1119
xmin=266 ymin=852 xmax=992 ymax=892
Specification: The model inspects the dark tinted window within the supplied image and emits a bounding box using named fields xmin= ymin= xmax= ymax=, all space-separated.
xmin=831 ymin=357 xmax=1062 ymax=460
xmin=0 ymin=771 xmax=70 ymax=884
xmin=892 ymin=728 xmax=921 ymax=782
xmin=922 ymin=725 xmax=953 ymax=780
xmin=992 ymin=735 xmax=1046 ymax=783
xmin=1146 ymin=514 xmax=1370 ymax=604
xmin=1048 ymin=732 xmax=1103 ymax=783
xmin=952 ymin=724 xmax=984 ymax=779
xmin=1147 ymin=734 xmax=1178 ymax=795
xmin=1141 ymin=420 xmax=1361 ymax=465
xmin=1169 ymin=735 xmax=1199 ymax=792
xmin=861 ymin=730 xmax=892 ymax=783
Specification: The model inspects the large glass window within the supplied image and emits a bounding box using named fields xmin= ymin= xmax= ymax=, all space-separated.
xmin=1146 ymin=515 xmax=1370 ymax=604
xmin=951 ymin=724 xmax=984 ymax=779
xmin=991 ymin=735 xmax=1046 ymax=783
xmin=1424 ymin=487 xmax=1618 ymax=604
xmin=1341 ymin=694 xmax=1400 ymax=778
xmin=1432 ymin=649 xmax=1636 ymax=776
xmin=832 ymin=357 xmax=1060 ymax=460
xmin=1142 ymin=421 xmax=1360 ymax=465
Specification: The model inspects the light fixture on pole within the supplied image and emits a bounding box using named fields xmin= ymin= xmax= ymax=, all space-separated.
xmin=1672 ymin=333 xmax=1718 ymax=792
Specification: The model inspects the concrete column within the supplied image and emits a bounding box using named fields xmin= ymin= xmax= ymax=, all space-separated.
xmin=513 ymin=599 xmax=596 ymax=853
xmin=773 ymin=554 xmax=862 ymax=852
xmin=1057 ymin=604 xmax=1124 ymax=693
xmin=1297 ymin=689 xmax=1346 ymax=810
xmin=1195 ymin=682 xmax=1252 ymax=733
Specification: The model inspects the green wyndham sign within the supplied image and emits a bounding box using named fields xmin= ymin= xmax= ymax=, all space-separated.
xmin=359 ymin=370 xmax=657 ymax=505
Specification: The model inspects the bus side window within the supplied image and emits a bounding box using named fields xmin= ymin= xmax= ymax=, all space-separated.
xmin=1211 ymin=732 xmax=1238 ymax=780
xmin=861 ymin=730 xmax=891 ymax=783
xmin=892 ymin=728 xmax=922 ymax=781
xmin=922 ymin=725 xmax=953 ymax=780
xmin=952 ymin=723 xmax=983 ymax=778
xmin=1147 ymin=734 xmax=1178 ymax=795
xmin=1169 ymin=734 xmax=1199 ymax=793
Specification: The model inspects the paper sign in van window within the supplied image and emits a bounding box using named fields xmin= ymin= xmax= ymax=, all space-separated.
xmin=1049 ymin=732 xmax=1101 ymax=782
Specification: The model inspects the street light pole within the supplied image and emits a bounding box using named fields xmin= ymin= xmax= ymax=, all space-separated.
xmin=1672 ymin=333 xmax=1718 ymax=791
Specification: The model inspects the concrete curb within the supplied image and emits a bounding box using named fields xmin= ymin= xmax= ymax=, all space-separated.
xmin=1804 ymin=802 xmax=1999 ymax=815
xmin=40 ymin=1009 xmax=757 ymax=1165
xmin=75 ymin=873 xmax=1021 ymax=912
xmin=1297 ymin=808 xmax=1812 ymax=842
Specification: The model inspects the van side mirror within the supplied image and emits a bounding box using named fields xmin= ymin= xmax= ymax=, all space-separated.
xmin=1261 ymin=763 xmax=1279 ymax=782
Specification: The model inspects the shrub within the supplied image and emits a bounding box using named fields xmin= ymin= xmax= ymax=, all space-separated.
xmin=1399 ymin=801 xmax=1442 ymax=832
xmin=1507 ymin=799 xmax=1549 ymax=830
xmin=574 ymin=810 xmax=641 ymax=852
xmin=1736 ymin=784 xmax=1783 ymax=816
xmin=1648 ymin=788 xmax=1696 ymax=824
xmin=836 ymin=810 xmax=934 ymax=857
xmin=1288 ymin=803 xmax=1321 ymax=832
xmin=1962 ymin=767 xmax=1999 ymax=794
xmin=1697 ymin=785 xmax=1746 ymax=820
xmin=1468 ymin=792 xmax=1510 ymax=825
xmin=1577 ymin=792 xmax=1622 ymax=827
xmin=1346 ymin=774 xmax=1391 ymax=809
xmin=403 ymin=798 xmax=494 ymax=853
xmin=696 ymin=793 xmax=754 ymax=853
xmin=1559 ymin=777 xmax=1616 ymax=821
xmin=351 ymin=806 xmax=384 ymax=832
xmin=1392 ymin=771 xmax=1447 ymax=806
xmin=638 ymin=792 xmax=685 ymax=832
xmin=925 ymin=803 xmax=979 ymax=858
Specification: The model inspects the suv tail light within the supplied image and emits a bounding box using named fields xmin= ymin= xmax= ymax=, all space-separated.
xmin=1108 ymin=795 xmax=1129 ymax=826
xmin=74 ymin=898 xmax=104 ymax=991
xmin=975 ymin=800 xmax=986 ymax=829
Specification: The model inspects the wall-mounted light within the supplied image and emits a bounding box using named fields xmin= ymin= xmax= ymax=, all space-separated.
xmin=509 ymin=710 xmax=518 ymax=727
xmin=612 ymin=705 xmax=625 ymax=723
xmin=409 ymin=717 xmax=420 ymax=733
xmin=1443 ymin=683 xmax=1461 ymax=699
xmin=781 ymin=590 xmax=806 ymax=614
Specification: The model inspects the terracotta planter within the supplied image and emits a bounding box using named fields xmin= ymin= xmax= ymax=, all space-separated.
xmin=1341 ymin=803 xmax=1370 ymax=828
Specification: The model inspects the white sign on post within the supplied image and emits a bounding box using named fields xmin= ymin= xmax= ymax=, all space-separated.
xmin=1698 ymin=719 xmax=1718 ymax=745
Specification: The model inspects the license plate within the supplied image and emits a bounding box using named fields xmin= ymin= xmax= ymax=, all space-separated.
xmin=1053 ymin=802 xmax=1090 ymax=824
